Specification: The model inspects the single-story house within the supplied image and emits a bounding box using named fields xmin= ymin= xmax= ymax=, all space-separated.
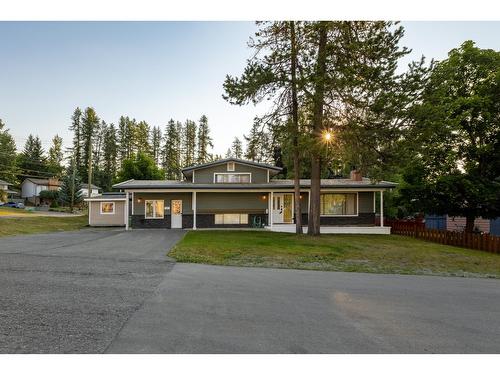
xmin=78 ymin=183 xmax=101 ymax=198
xmin=425 ymin=214 xmax=500 ymax=235
xmin=21 ymin=177 xmax=61 ymax=205
xmin=85 ymin=158 xmax=396 ymax=234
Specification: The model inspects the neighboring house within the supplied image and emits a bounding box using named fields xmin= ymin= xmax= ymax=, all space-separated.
xmin=425 ymin=214 xmax=498 ymax=234
xmin=21 ymin=178 xmax=61 ymax=205
xmin=86 ymin=158 xmax=396 ymax=233
xmin=0 ymin=179 xmax=19 ymax=201
xmin=78 ymin=183 xmax=101 ymax=198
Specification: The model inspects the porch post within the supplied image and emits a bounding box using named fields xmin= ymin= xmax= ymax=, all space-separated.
xmin=125 ymin=191 xmax=129 ymax=230
xmin=269 ymin=191 xmax=274 ymax=227
xmin=380 ymin=190 xmax=384 ymax=227
xmin=131 ymin=192 xmax=134 ymax=215
xmin=192 ymin=191 xmax=197 ymax=230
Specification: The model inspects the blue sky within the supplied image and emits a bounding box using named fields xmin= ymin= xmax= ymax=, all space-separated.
xmin=1 ymin=21 xmax=499 ymax=155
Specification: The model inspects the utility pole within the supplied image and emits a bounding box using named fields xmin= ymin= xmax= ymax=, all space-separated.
xmin=87 ymin=141 xmax=92 ymax=199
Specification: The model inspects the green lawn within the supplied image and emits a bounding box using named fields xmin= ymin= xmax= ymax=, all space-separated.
xmin=0 ymin=206 xmax=35 ymax=216
xmin=0 ymin=215 xmax=88 ymax=237
xmin=169 ymin=230 xmax=500 ymax=278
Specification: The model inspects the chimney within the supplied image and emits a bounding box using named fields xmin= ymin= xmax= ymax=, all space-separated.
xmin=350 ymin=169 xmax=362 ymax=181
xmin=48 ymin=178 xmax=59 ymax=190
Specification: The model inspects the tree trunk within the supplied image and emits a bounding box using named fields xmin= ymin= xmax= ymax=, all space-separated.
xmin=308 ymin=22 xmax=328 ymax=236
xmin=290 ymin=21 xmax=303 ymax=235
xmin=465 ymin=215 xmax=475 ymax=233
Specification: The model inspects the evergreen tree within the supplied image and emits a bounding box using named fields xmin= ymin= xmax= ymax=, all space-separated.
xmin=151 ymin=126 xmax=162 ymax=166
xmin=47 ymin=134 xmax=64 ymax=177
xmin=80 ymin=107 xmax=100 ymax=183
xmin=183 ymin=119 xmax=197 ymax=167
xmin=196 ymin=115 xmax=213 ymax=163
xmin=224 ymin=21 xmax=307 ymax=233
xmin=231 ymin=137 xmax=243 ymax=158
xmin=69 ymin=107 xmax=83 ymax=176
xmin=100 ymin=123 xmax=118 ymax=191
xmin=0 ymin=119 xmax=18 ymax=183
xmin=18 ymin=134 xmax=48 ymax=179
xmin=135 ymin=120 xmax=151 ymax=156
xmin=162 ymin=119 xmax=181 ymax=180
xmin=117 ymin=116 xmax=135 ymax=165
xmin=244 ymin=120 xmax=274 ymax=163
xmin=58 ymin=161 xmax=83 ymax=209
xmin=225 ymin=148 xmax=233 ymax=158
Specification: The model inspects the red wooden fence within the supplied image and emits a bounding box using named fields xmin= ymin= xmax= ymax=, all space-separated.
xmin=390 ymin=221 xmax=500 ymax=254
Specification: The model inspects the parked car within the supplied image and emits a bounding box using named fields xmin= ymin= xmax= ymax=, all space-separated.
xmin=4 ymin=201 xmax=25 ymax=209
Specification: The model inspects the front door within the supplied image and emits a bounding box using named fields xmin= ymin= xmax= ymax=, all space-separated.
xmin=171 ymin=199 xmax=182 ymax=228
xmin=273 ymin=193 xmax=293 ymax=224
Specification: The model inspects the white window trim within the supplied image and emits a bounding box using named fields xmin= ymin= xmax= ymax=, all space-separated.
xmin=227 ymin=162 xmax=235 ymax=171
xmin=213 ymin=172 xmax=252 ymax=184
xmin=144 ymin=199 xmax=165 ymax=219
xmin=100 ymin=201 xmax=115 ymax=215
xmin=319 ymin=192 xmax=359 ymax=217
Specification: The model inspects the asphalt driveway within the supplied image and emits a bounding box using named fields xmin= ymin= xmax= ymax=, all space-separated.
xmin=1 ymin=229 xmax=500 ymax=353
xmin=0 ymin=228 xmax=184 ymax=353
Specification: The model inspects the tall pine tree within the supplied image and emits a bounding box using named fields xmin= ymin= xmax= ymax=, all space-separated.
xmin=183 ymin=119 xmax=197 ymax=167
xmin=69 ymin=107 xmax=83 ymax=177
xmin=18 ymin=134 xmax=48 ymax=179
xmin=151 ymin=126 xmax=162 ymax=166
xmin=231 ymin=137 xmax=243 ymax=159
xmin=0 ymin=119 xmax=18 ymax=183
xmin=80 ymin=107 xmax=100 ymax=183
xmin=48 ymin=134 xmax=64 ymax=177
xmin=196 ymin=115 xmax=213 ymax=163
xmin=162 ymin=119 xmax=182 ymax=180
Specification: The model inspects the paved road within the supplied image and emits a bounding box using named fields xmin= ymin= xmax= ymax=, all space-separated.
xmin=0 ymin=229 xmax=184 ymax=353
xmin=2 ymin=229 xmax=500 ymax=353
xmin=107 ymin=263 xmax=500 ymax=354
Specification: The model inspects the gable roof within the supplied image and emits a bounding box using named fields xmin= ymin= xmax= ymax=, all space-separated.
xmin=181 ymin=158 xmax=282 ymax=177
xmin=23 ymin=178 xmax=62 ymax=186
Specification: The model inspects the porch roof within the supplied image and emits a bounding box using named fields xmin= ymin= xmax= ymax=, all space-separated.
xmin=112 ymin=178 xmax=397 ymax=190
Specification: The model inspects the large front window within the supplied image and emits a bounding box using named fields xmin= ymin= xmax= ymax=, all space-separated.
xmin=214 ymin=173 xmax=251 ymax=183
xmin=145 ymin=200 xmax=164 ymax=219
xmin=320 ymin=193 xmax=357 ymax=216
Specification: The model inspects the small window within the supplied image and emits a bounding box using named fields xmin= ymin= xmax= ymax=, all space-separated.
xmin=100 ymin=202 xmax=115 ymax=214
xmin=214 ymin=173 xmax=251 ymax=183
xmin=214 ymin=213 xmax=249 ymax=225
xmin=227 ymin=162 xmax=235 ymax=171
xmin=145 ymin=200 xmax=164 ymax=219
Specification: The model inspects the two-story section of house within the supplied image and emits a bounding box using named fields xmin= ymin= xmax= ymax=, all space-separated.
xmin=85 ymin=158 xmax=396 ymax=233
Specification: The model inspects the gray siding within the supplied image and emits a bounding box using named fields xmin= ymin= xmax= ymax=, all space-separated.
xmin=193 ymin=162 xmax=268 ymax=184
xmin=197 ymin=192 xmax=268 ymax=213
xmin=89 ymin=201 xmax=125 ymax=226
xmin=133 ymin=192 xmax=193 ymax=215
xmin=358 ymin=192 xmax=374 ymax=213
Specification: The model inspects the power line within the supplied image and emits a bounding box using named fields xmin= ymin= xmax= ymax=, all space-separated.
xmin=0 ymin=164 xmax=57 ymax=176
